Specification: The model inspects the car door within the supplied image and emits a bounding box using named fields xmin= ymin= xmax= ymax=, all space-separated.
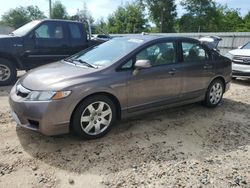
xmin=21 ymin=21 xmax=68 ymax=69
xmin=178 ymin=41 xmax=215 ymax=99
xmin=125 ymin=41 xmax=182 ymax=112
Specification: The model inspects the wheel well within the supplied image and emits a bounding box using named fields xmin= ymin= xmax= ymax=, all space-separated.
xmin=211 ymin=76 xmax=226 ymax=92
xmin=70 ymin=92 xmax=122 ymax=127
xmin=0 ymin=54 xmax=20 ymax=69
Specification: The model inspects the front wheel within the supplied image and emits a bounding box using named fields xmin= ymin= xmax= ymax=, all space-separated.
xmin=0 ymin=58 xmax=17 ymax=86
xmin=204 ymin=79 xmax=224 ymax=108
xmin=71 ymin=95 xmax=117 ymax=139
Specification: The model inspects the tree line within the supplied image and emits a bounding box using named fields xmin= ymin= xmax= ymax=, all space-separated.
xmin=1 ymin=0 xmax=250 ymax=33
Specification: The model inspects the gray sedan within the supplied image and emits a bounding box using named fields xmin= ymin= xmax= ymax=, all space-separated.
xmin=9 ymin=36 xmax=231 ymax=139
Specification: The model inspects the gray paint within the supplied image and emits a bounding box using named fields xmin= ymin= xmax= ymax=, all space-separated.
xmin=9 ymin=35 xmax=232 ymax=136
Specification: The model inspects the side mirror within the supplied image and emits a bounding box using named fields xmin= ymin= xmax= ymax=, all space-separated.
xmin=238 ymin=46 xmax=242 ymax=49
xmin=134 ymin=59 xmax=152 ymax=69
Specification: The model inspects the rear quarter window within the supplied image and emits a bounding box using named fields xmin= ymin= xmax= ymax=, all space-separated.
xmin=69 ymin=23 xmax=82 ymax=39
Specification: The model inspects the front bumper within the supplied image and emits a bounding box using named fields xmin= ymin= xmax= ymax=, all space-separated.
xmin=232 ymin=63 xmax=250 ymax=78
xmin=9 ymin=86 xmax=71 ymax=136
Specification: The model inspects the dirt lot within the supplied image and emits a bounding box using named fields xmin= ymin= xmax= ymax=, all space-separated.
xmin=0 ymin=79 xmax=249 ymax=188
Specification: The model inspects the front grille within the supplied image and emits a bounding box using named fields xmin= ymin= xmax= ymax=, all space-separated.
xmin=16 ymin=84 xmax=31 ymax=98
xmin=233 ymin=56 xmax=250 ymax=65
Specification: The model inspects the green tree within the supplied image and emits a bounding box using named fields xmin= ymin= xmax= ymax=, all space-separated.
xmin=179 ymin=0 xmax=218 ymax=32
xmin=146 ymin=0 xmax=177 ymax=33
xmin=107 ymin=2 xmax=148 ymax=34
xmin=51 ymin=1 xmax=68 ymax=19
xmin=1 ymin=6 xmax=46 ymax=28
xmin=27 ymin=6 xmax=46 ymax=20
xmin=222 ymin=9 xmax=244 ymax=31
xmin=70 ymin=2 xmax=94 ymax=23
xmin=93 ymin=17 xmax=108 ymax=34
xmin=243 ymin=12 xmax=250 ymax=31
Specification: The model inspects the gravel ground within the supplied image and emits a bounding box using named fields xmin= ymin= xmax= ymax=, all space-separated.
xmin=0 ymin=78 xmax=249 ymax=188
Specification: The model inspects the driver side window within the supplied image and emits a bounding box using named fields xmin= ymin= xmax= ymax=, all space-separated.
xmin=35 ymin=24 xmax=49 ymax=38
xmin=34 ymin=23 xmax=64 ymax=39
xmin=136 ymin=42 xmax=176 ymax=66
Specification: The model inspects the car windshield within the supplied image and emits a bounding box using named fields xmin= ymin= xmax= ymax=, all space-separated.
xmin=242 ymin=42 xmax=250 ymax=49
xmin=68 ymin=37 xmax=144 ymax=68
xmin=11 ymin=20 xmax=41 ymax=36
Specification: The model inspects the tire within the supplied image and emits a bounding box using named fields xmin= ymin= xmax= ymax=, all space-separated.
xmin=0 ymin=58 xmax=17 ymax=86
xmin=204 ymin=79 xmax=224 ymax=108
xmin=71 ymin=95 xmax=117 ymax=139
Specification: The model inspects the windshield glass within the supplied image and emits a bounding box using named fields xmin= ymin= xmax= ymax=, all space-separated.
xmin=68 ymin=37 xmax=144 ymax=68
xmin=242 ymin=42 xmax=250 ymax=49
xmin=12 ymin=20 xmax=41 ymax=36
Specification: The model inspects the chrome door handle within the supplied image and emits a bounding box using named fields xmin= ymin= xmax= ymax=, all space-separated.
xmin=168 ymin=68 xmax=176 ymax=75
xmin=204 ymin=64 xmax=213 ymax=69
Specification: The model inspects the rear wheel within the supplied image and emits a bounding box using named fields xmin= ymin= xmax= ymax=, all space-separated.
xmin=0 ymin=58 xmax=17 ymax=86
xmin=71 ymin=95 xmax=117 ymax=139
xmin=204 ymin=79 xmax=224 ymax=108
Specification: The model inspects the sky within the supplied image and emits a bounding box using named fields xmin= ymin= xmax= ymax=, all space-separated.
xmin=0 ymin=0 xmax=249 ymax=22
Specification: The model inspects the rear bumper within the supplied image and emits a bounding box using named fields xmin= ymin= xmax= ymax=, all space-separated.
xmin=9 ymin=86 xmax=71 ymax=136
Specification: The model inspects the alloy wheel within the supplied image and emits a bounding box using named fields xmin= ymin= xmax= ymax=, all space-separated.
xmin=0 ymin=64 xmax=11 ymax=81
xmin=80 ymin=101 xmax=112 ymax=135
xmin=209 ymin=82 xmax=223 ymax=105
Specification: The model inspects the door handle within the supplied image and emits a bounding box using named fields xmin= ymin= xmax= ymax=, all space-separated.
xmin=168 ymin=68 xmax=176 ymax=75
xmin=203 ymin=64 xmax=213 ymax=69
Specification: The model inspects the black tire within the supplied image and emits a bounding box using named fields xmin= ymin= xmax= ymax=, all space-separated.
xmin=0 ymin=58 xmax=17 ymax=86
xmin=71 ymin=95 xmax=117 ymax=139
xmin=204 ymin=79 xmax=224 ymax=108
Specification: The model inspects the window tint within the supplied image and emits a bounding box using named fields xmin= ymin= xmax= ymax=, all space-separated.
xmin=35 ymin=22 xmax=64 ymax=39
xmin=136 ymin=42 xmax=176 ymax=66
xmin=182 ymin=42 xmax=208 ymax=62
xmin=69 ymin=23 xmax=81 ymax=39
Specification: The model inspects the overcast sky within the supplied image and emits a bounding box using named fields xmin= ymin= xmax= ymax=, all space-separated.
xmin=0 ymin=0 xmax=249 ymax=22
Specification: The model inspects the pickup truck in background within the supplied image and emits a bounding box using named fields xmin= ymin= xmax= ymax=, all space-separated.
xmin=0 ymin=19 xmax=108 ymax=86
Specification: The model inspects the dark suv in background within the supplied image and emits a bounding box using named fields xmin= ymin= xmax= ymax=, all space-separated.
xmin=0 ymin=19 xmax=105 ymax=86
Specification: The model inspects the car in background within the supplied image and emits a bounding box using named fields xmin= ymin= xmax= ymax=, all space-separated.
xmin=9 ymin=36 xmax=231 ymax=139
xmin=0 ymin=19 xmax=108 ymax=86
xmin=225 ymin=41 xmax=250 ymax=78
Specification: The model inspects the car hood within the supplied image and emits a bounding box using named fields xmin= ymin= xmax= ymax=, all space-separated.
xmin=229 ymin=49 xmax=250 ymax=57
xmin=20 ymin=61 xmax=101 ymax=91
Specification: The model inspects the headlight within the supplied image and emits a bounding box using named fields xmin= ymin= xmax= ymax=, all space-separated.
xmin=224 ymin=52 xmax=233 ymax=60
xmin=26 ymin=91 xmax=71 ymax=101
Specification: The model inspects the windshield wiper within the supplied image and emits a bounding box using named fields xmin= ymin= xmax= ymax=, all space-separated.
xmin=72 ymin=59 xmax=98 ymax=69
xmin=64 ymin=58 xmax=98 ymax=68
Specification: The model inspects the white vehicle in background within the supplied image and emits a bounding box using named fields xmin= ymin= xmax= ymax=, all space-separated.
xmin=225 ymin=42 xmax=250 ymax=78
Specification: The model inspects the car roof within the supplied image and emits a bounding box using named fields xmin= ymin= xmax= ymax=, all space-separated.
xmin=116 ymin=34 xmax=199 ymax=44
xmin=39 ymin=19 xmax=82 ymax=24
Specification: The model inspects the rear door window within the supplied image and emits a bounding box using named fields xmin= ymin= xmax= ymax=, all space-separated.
xmin=69 ymin=23 xmax=81 ymax=39
xmin=182 ymin=42 xmax=209 ymax=62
